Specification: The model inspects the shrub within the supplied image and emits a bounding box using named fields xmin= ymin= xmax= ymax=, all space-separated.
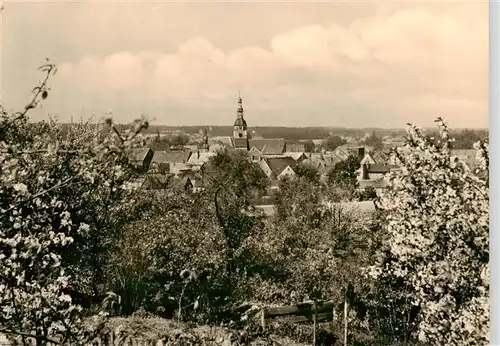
xmin=371 ymin=118 xmax=489 ymax=345
xmin=0 ymin=62 xmax=147 ymax=344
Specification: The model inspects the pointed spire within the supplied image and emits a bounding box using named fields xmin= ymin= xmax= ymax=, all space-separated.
xmin=237 ymin=91 xmax=244 ymax=118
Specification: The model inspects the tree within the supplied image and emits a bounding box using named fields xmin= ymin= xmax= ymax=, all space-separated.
xmin=363 ymin=131 xmax=383 ymax=150
xmin=323 ymin=135 xmax=347 ymax=151
xmin=371 ymin=118 xmax=489 ymax=345
xmin=294 ymin=162 xmax=320 ymax=183
xmin=274 ymin=177 xmax=325 ymax=229
xmin=252 ymin=175 xmax=382 ymax=345
xmin=202 ymin=150 xmax=268 ymax=275
xmin=326 ymin=155 xmax=360 ymax=201
xmin=0 ymin=62 xmax=146 ymax=344
xmin=303 ymin=140 xmax=315 ymax=153
xmin=170 ymin=133 xmax=189 ymax=147
xmin=451 ymin=129 xmax=487 ymax=150
xmin=105 ymin=191 xmax=228 ymax=321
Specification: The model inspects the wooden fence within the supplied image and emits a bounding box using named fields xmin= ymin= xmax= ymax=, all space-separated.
xmin=260 ymin=300 xmax=339 ymax=345
xmin=260 ymin=300 xmax=335 ymax=328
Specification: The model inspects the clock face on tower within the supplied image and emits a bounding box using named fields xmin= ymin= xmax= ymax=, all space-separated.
xmin=239 ymin=133 xmax=243 ymax=138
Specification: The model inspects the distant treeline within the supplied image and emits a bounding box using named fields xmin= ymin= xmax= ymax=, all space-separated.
xmin=139 ymin=125 xmax=410 ymax=141
xmin=51 ymin=123 xmax=488 ymax=148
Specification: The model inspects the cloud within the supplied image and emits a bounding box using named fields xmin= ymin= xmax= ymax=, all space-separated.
xmin=6 ymin=3 xmax=488 ymax=128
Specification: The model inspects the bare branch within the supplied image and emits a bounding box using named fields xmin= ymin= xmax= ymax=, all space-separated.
xmin=9 ymin=62 xmax=57 ymax=124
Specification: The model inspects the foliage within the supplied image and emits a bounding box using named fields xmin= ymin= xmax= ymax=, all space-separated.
xmin=202 ymin=149 xmax=268 ymax=258
xmin=326 ymin=155 xmax=360 ymax=201
xmin=106 ymin=150 xmax=270 ymax=322
xmin=1 ymin=61 xmax=489 ymax=346
xmin=323 ymin=135 xmax=347 ymax=151
xmin=426 ymin=129 xmax=488 ymax=150
xmin=303 ymin=140 xmax=315 ymax=153
xmin=105 ymin=191 xmax=229 ymax=321
xmin=0 ymin=62 xmax=147 ymax=344
xmin=371 ymin=118 xmax=489 ymax=345
xmin=83 ymin=316 xmax=320 ymax=346
xmin=294 ymin=162 xmax=319 ymax=183
xmin=148 ymin=133 xmax=190 ymax=151
xmin=253 ymin=177 xmax=379 ymax=308
xmin=363 ymin=131 xmax=383 ymax=150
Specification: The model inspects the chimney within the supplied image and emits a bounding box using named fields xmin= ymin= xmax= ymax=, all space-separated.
xmin=362 ymin=163 xmax=369 ymax=180
xmin=359 ymin=147 xmax=365 ymax=159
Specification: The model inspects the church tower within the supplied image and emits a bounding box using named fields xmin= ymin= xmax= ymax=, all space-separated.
xmin=233 ymin=93 xmax=249 ymax=150
xmin=199 ymin=128 xmax=209 ymax=152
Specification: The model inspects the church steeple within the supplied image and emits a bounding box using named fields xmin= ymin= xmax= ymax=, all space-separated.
xmin=233 ymin=92 xmax=249 ymax=150
xmin=236 ymin=91 xmax=244 ymax=119
xmin=199 ymin=127 xmax=209 ymax=151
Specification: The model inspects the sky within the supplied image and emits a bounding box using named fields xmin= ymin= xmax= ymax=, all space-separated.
xmin=0 ymin=0 xmax=489 ymax=128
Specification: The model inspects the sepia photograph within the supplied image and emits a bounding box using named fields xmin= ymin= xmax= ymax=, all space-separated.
xmin=0 ymin=1 xmax=491 ymax=345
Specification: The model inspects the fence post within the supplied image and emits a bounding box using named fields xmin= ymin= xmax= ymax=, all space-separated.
xmin=332 ymin=303 xmax=335 ymax=336
xmin=312 ymin=301 xmax=317 ymax=346
xmin=344 ymin=293 xmax=348 ymax=346
xmin=261 ymin=308 xmax=267 ymax=330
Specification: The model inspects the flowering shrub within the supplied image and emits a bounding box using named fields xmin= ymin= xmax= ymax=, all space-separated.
xmin=0 ymin=62 xmax=148 ymax=344
xmin=373 ymin=118 xmax=489 ymax=345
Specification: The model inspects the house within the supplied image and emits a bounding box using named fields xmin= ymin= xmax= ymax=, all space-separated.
xmin=383 ymin=136 xmax=406 ymax=149
xmin=249 ymin=146 xmax=263 ymax=162
xmin=307 ymin=153 xmax=325 ymax=162
xmin=186 ymin=151 xmax=216 ymax=166
xmin=259 ymin=157 xmax=297 ymax=180
xmin=356 ymin=162 xmax=398 ymax=193
xmin=360 ymin=153 xmax=376 ymax=165
xmin=169 ymin=162 xmax=193 ymax=177
xmin=321 ymin=152 xmax=343 ymax=165
xmin=285 ymin=143 xmax=306 ymax=153
xmin=209 ymin=136 xmax=233 ymax=150
xmin=149 ymin=150 xmax=191 ymax=174
xmin=248 ymin=139 xmax=286 ymax=156
xmin=371 ymin=151 xmax=389 ymax=164
xmin=358 ymin=163 xmax=395 ymax=180
xmin=128 ymin=148 xmax=154 ymax=172
xmin=331 ymin=145 xmax=366 ymax=161
xmin=169 ymin=176 xmax=195 ymax=193
xmin=333 ymin=145 xmax=367 ymax=160
xmin=360 ymin=150 xmax=388 ymax=166
xmin=283 ymin=152 xmax=308 ymax=163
